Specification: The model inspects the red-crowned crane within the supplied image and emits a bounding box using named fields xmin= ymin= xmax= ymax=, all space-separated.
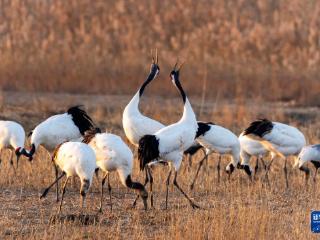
xmin=240 ymin=119 xmax=306 ymax=188
xmin=295 ymin=144 xmax=320 ymax=183
xmin=82 ymin=128 xmax=148 ymax=212
xmin=138 ymin=61 xmax=199 ymax=209
xmin=189 ymin=122 xmax=241 ymax=189
xmin=39 ymin=142 xmax=96 ymax=215
xmin=0 ymin=120 xmax=31 ymax=170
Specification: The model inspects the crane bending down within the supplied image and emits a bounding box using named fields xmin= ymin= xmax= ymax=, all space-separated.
xmin=39 ymin=142 xmax=96 ymax=215
xmin=240 ymin=119 xmax=306 ymax=188
xmin=0 ymin=120 xmax=31 ymax=170
xmin=189 ymin=122 xmax=241 ymax=189
xmin=82 ymin=128 xmax=148 ymax=211
xmin=295 ymin=144 xmax=320 ymax=183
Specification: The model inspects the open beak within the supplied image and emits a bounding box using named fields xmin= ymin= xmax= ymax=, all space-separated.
xmin=152 ymin=48 xmax=158 ymax=64
xmin=173 ymin=58 xmax=185 ymax=72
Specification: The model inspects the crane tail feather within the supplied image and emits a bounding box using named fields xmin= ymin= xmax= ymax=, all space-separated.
xmin=246 ymin=134 xmax=285 ymax=159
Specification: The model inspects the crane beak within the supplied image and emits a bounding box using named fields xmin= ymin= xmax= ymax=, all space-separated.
xmin=151 ymin=48 xmax=158 ymax=64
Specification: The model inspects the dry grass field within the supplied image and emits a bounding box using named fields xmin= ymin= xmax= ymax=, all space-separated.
xmin=0 ymin=91 xmax=319 ymax=239
xmin=0 ymin=0 xmax=320 ymax=105
xmin=0 ymin=1 xmax=320 ymax=239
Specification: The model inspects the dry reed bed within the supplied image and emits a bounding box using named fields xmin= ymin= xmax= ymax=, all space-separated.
xmin=0 ymin=91 xmax=319 ymax=239
xmin=0 ymin=0 xmax=319 ymax=104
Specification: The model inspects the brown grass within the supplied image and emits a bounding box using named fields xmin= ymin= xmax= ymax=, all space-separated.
xmin=0 ymin=91 xmax=319 ymax=239
xmin=0 ymin=1 xmax=319 ymax=105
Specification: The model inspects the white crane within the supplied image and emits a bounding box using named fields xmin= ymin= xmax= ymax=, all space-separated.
xmin=295 ymin=144 xmax=320 ymax=183
xmin=122 ymin=51 xmax=164 ymax=147
xmin=122 ymin=52 xmax=165 ymax=206
xmin=0 ymin=120 xmax=30 ymax=169
xmin=39 ymin=141 xmax=96 ymax=215
xmin=241 ymin=119 xmax=306 ymax=188
xmin=190 ymin=122 xmax=241 ymax=189
xmin=28 ymin=106 xmax=95 ymax=201
xmin=138 ymin=61 xmax=199 ymax=209
xmin=82 ymin=128 xmax=148 ymax=212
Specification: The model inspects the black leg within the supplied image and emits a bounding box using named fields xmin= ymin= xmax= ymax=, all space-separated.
xmin=190 ymin=154 xmax=208 ymax=190
xmin=264 ymin=158 xmax=274 ymax=187
xmin=188 ymin=155 xmax=192 ymax=168
xmin=283 ymin=158 xmax=288 ymax=188
xmin=173 ymin=171 xmax=200 ymax=209
xmin=54 ymin=164 xmax=59 ymax=202
xmin=16 ymin=155 xmax=20 ymax=170
xmin=147 ymin=166 xmax=154 ymax=208
xmin=299 ymin=166 xmax=310 ymax=186
xmin=217 ymin=155 xmax=221 ymax=183
xmin=80 ymin=192 xmax=86 ymax=215
xmin=107 ymin=174 xmax=112 ymax=211
xmin=8 ymin=150 xmax=16 ymax=174
xmin=40 ymin=172 xmax=65 ymax=199
xmin=57 ymin=177 xmax=69 ymax=215
xmin=260 ymin=158 xmax=267 ymax=171
xmin=99 ymin=172 xmax=108 ymax=212
xmin=95 ymin=168 xmax=100 ymax=183
xmin=254 ymin=157 xmax=259 ymax=175
xmin=165 ymin=170 xmax=172 ymax=210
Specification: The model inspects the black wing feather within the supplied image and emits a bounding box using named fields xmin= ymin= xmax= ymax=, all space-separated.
xmin=243 ymin=119 xmax=273 ymax=137
xmin=67 ymin=106 xmax=95 ymax=135
xmin=184 ymin=143 xmax=203 ymax=156
xmin=138 ymin=135 xmax=159 ymax=171
xmin=195 ymin=121 xmax=213 ymax=138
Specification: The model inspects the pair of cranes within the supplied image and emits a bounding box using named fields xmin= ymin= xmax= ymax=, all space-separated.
xmin=186 ymin=119 xmax=307 ymax=189
xmin=0 ymin=53 xmax=318 ymax=214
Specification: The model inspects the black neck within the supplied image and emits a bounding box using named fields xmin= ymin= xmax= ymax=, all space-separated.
xmin=125 ymin=175 xmax=145 ymax=191
xmin=139 ymin=70 xmax=157 ymax=97
xmin=174 ymin=78 xmax=186 ymax=103
xmin=29 ymin=144 xmax=36 ymax=156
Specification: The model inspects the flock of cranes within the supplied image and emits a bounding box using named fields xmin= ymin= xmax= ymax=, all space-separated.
xmin=0 ymin=52 xmax=318 ymax=215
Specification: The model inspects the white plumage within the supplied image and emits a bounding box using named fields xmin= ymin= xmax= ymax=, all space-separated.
xmin=190 ymin=122 xmax=241 ymax=189
xmin=296 ymin=145 xmax=320 ymax=167
xmin=0 ymin=120 xmax=30 ymax=168
xmin=238 ymin=132 xmax=271 ymax=176
xmin=240 ymin=119 xmax=306 ymax=187
xmin=29 ymin=106 xmax=95 ymax=155
xmin=122 ymin=55 xmax=163 ymax=147
xmin=40 ymin=141 xmax=96 ymax=214
xmin=138 ymin=63 xmax=199 ymax=209
xmin=28 ymin=106 xmax=95 ymax=201
xmin=30 ymin=113 xmax=82 ymax=152
xmin=83 ymin=129 xmax=148 ymax=211
xmin=295 ymin=144 xmax=320 ymax=182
